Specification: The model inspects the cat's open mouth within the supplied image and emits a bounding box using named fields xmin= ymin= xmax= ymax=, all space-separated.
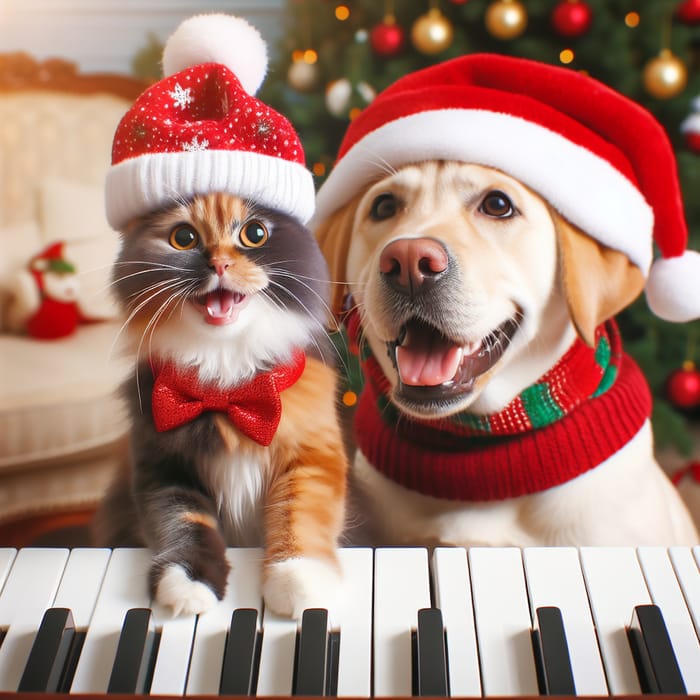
xmin=388 ymin=314 xmax=520 ymax=401
xmin=192 ymin=288 xmax=248 ymax=326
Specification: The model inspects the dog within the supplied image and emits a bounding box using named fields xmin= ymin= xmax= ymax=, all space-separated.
xmin=315 ymin=159 xmax=699 ymax=548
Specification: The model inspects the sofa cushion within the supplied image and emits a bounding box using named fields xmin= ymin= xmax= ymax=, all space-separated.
xmin=0 ymin=322 xmax=130 ymax=469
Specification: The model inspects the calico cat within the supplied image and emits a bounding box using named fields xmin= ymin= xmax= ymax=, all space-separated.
xmin=94 ymin=192 xmax=349 ymax=618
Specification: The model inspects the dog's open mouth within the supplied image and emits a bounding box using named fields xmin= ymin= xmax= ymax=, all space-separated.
xmin=388 ymin=314 xmax=520 ymax=401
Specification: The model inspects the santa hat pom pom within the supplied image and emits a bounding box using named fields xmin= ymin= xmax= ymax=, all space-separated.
xmin=646 ymin=250 xmax=700 ymax=322
xmin=162 ymin=13 xmax=268 ymax=95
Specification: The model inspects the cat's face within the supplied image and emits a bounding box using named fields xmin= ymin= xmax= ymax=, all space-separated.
xmin=112 ymin=193 xmax=331 ymax=377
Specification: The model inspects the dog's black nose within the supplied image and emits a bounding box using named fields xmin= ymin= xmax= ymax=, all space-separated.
xmin=380 ymin=237 xmax=448 ymax=296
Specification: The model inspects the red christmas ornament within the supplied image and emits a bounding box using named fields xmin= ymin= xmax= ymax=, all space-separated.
xmin=370 ymin=16 xmax=405 ymax=57
xmin=449 ymin=0 xmax=469 ymax=4
xmin=677 ymin=0 xmax=700 ymax=24
xmin=551 ymin=0 xmax=593 ymax=38
xmin=666 ymin=361 xmax=700 ymax=409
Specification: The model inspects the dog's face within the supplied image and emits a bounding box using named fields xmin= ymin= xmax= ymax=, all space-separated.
xmin=316 ymin=161 xmax=645 ymax=419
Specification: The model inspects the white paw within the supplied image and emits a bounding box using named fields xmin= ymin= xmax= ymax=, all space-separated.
xmin=155 ymin=563 xmax=218 ymax=616
xmin=262 ymin=557 xmax=341 ymax=619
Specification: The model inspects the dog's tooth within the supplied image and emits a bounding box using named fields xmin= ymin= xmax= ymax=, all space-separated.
xmin=463 ymin=339 xmax=482 ymax=357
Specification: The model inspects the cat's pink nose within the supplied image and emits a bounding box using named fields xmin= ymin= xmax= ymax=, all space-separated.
xmin=209 ymin=257 xmax=231 ymax=277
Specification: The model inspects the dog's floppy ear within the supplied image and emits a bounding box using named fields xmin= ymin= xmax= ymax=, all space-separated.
xmin=313 ymin=196 xmax=362 ymax=318
xmin=554 ymin=211 xmax=645 ymax=347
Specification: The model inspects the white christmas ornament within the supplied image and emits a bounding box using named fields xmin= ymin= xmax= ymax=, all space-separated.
xmin=162 ymin=13 xmax=268 ymax=95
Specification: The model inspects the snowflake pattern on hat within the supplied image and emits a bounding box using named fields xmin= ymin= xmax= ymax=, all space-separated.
xmin=111 ymin=65 xmax=303 ymax=166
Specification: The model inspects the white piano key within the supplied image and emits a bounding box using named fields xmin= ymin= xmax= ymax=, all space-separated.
xmin=256 ymin=612 xmax=297 ymax=696
xmin=430 ymin=547 xmax=481 ymax=697
xmin=69 ymin=548 xmax=151 ymax=694
xmin=52 ymin=548 xmax=111 ymax=628
xmin=186 ymin=547 xmax=263 ymax=695
xmin=579 ymin=547 xmax=651 ymax=695
xmin=0 ymin=548 xmax=69 ymax=691
xmin=673 ymin=546 xmax=700 ymax=639
xmin=637 ymin=547 xmax=700 ymax=693
xmin=334 ymin=547 xmax=373 ymax=697
xmin=468 ymin=547 xmax=539 ymax=697
xmin=0 ymin=549 xmax=17 ymax=594
xmin=373 ymin=547 xmax=431 ymax=697
xmin=149 ymin=607 xmax=196 ymax=696
xmin=523 ymin=547 xmax=608 ymax=696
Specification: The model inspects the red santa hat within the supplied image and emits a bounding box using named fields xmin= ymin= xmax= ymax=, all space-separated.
xmin=105 ymin=13 xmax=315 ymax=230
xmin=314 ymin=53 xmax=700 ymax=324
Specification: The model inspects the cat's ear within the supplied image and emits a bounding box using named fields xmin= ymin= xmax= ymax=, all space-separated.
xmin=313 ymin=196 xmax=362 ymax=318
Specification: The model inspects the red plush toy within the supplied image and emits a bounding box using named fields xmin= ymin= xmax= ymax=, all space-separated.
xmin=9 ymin=241 xmax=97 ymax=340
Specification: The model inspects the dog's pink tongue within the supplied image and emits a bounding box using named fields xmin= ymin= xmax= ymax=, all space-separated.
xmin=206 ymin=289 xmax=236 ymax=318
xmin=396 ymin=338 xmax=462 ymax=387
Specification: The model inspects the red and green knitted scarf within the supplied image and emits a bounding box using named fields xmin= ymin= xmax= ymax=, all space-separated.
xmin=349 ymin=313 xmax=651 ymax=501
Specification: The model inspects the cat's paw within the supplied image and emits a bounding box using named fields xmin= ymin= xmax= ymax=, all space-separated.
xmin=262 ymin=557 xmax=341 ymax=619
xmin=155 ymin=563 xmax=219 ymax=616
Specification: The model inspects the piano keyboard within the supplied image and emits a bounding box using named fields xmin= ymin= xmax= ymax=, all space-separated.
xmin=0 ymin=546 xmax=698 ymax=696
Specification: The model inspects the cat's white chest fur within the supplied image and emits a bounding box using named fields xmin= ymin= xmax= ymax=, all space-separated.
xmin=198 ymin=447 xmax=270 ymax=546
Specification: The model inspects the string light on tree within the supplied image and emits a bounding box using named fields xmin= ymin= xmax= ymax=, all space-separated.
xmin=411 ymin=4 xmax=454 ymax=55
xmin=551 ymin=0 xmax=593 ymax=38
xmin=485 ymin=0 xmax=528 ymax=40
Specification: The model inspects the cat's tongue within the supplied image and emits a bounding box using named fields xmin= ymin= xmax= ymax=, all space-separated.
xmin=396 ymin=332 xmax=463 ymax=387
xmin=204 ymin=289 xmax=244 ymax=325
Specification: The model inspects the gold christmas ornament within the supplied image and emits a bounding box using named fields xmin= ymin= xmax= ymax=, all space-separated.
xmin=411 ymin=8 xmax=454 ymax=55
xmin=643 ymin=49 xmax=688 ymax=99
xmin=485 ymin=0 xmax=528 ymax=40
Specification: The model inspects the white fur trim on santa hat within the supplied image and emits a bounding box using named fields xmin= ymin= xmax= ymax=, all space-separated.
xmin=645 ymin=250 xmax=700 ymax=322
xmin=105 ymin=149 xmax=315 ymax=229
xmin=314 ymin=108 xmax=655 ymax=274
xmin=162 ymin=13 xmax=268 ymax=96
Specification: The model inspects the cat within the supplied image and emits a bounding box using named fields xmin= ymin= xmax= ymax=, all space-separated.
xmin=93 ymin=192 xmax=349 ymax=618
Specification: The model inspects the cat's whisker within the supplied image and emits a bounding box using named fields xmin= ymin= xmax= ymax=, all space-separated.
xmin=267 ymin=269 xmax=340 ymax=334
xmin=263 ymin=280 xmax=344 ymax=369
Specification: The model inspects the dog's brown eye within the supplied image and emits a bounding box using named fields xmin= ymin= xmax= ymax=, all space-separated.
xmin=480 ymin=191 xmax=515 ymax=218
xmin=370 ymin=193 xmax=399 ymax=221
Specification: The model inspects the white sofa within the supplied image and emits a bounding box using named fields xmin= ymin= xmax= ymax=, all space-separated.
xmin=0 ymin=54 xmax=147 ymax=540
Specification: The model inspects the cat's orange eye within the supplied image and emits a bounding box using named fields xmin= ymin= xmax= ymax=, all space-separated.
xmin=169 ymin=225 xmax=199 ymax=251
xmin=239 ymin=221 xmax=269 ymax=248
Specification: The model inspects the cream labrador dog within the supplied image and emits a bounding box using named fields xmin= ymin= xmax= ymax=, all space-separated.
xmin=316 ymin=159 xmax=698 ymax=547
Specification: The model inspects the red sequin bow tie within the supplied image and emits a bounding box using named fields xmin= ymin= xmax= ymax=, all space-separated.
xmin=151 ymin=351 xmax=306 ymax=446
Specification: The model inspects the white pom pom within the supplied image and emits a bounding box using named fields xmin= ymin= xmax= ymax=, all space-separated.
xmin=646 ymin=250 xmax=700 ymax=322
xmin=162 ymin=13 xmax=268 ymax=95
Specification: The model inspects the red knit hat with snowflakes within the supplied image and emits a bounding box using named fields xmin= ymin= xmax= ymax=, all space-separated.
xmin=106 ymin=14 xmax=314 ymax=230
xmin=314 ymin=53 xmax=700 ymax=323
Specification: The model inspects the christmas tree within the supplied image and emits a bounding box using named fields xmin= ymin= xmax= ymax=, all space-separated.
xmin=261 ymin=0 xmax=700 ymax=455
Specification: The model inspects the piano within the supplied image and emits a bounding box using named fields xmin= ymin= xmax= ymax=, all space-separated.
xmin=0 ymin=545 xmax=697 ymax=697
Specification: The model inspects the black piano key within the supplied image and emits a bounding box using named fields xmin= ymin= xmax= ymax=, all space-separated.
xmin=294 ymin=608 xmax=330 ymax=696
xmin=326 ymin=629 xmax=340 ymax=697
xmin=628 ymin=604 xmax=687 ymax=695
xmin=414 ymin=608 xmax=449 ymax=697
xmin=532 ymin=606 xmax=576 ymax=696
xmin=17 ymin=607 xmax=75 ymax=692
xmin=220 ymin=608 xmax=261 ymax=696
xmin=107 ymin=607 xmax=157 ymax=694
